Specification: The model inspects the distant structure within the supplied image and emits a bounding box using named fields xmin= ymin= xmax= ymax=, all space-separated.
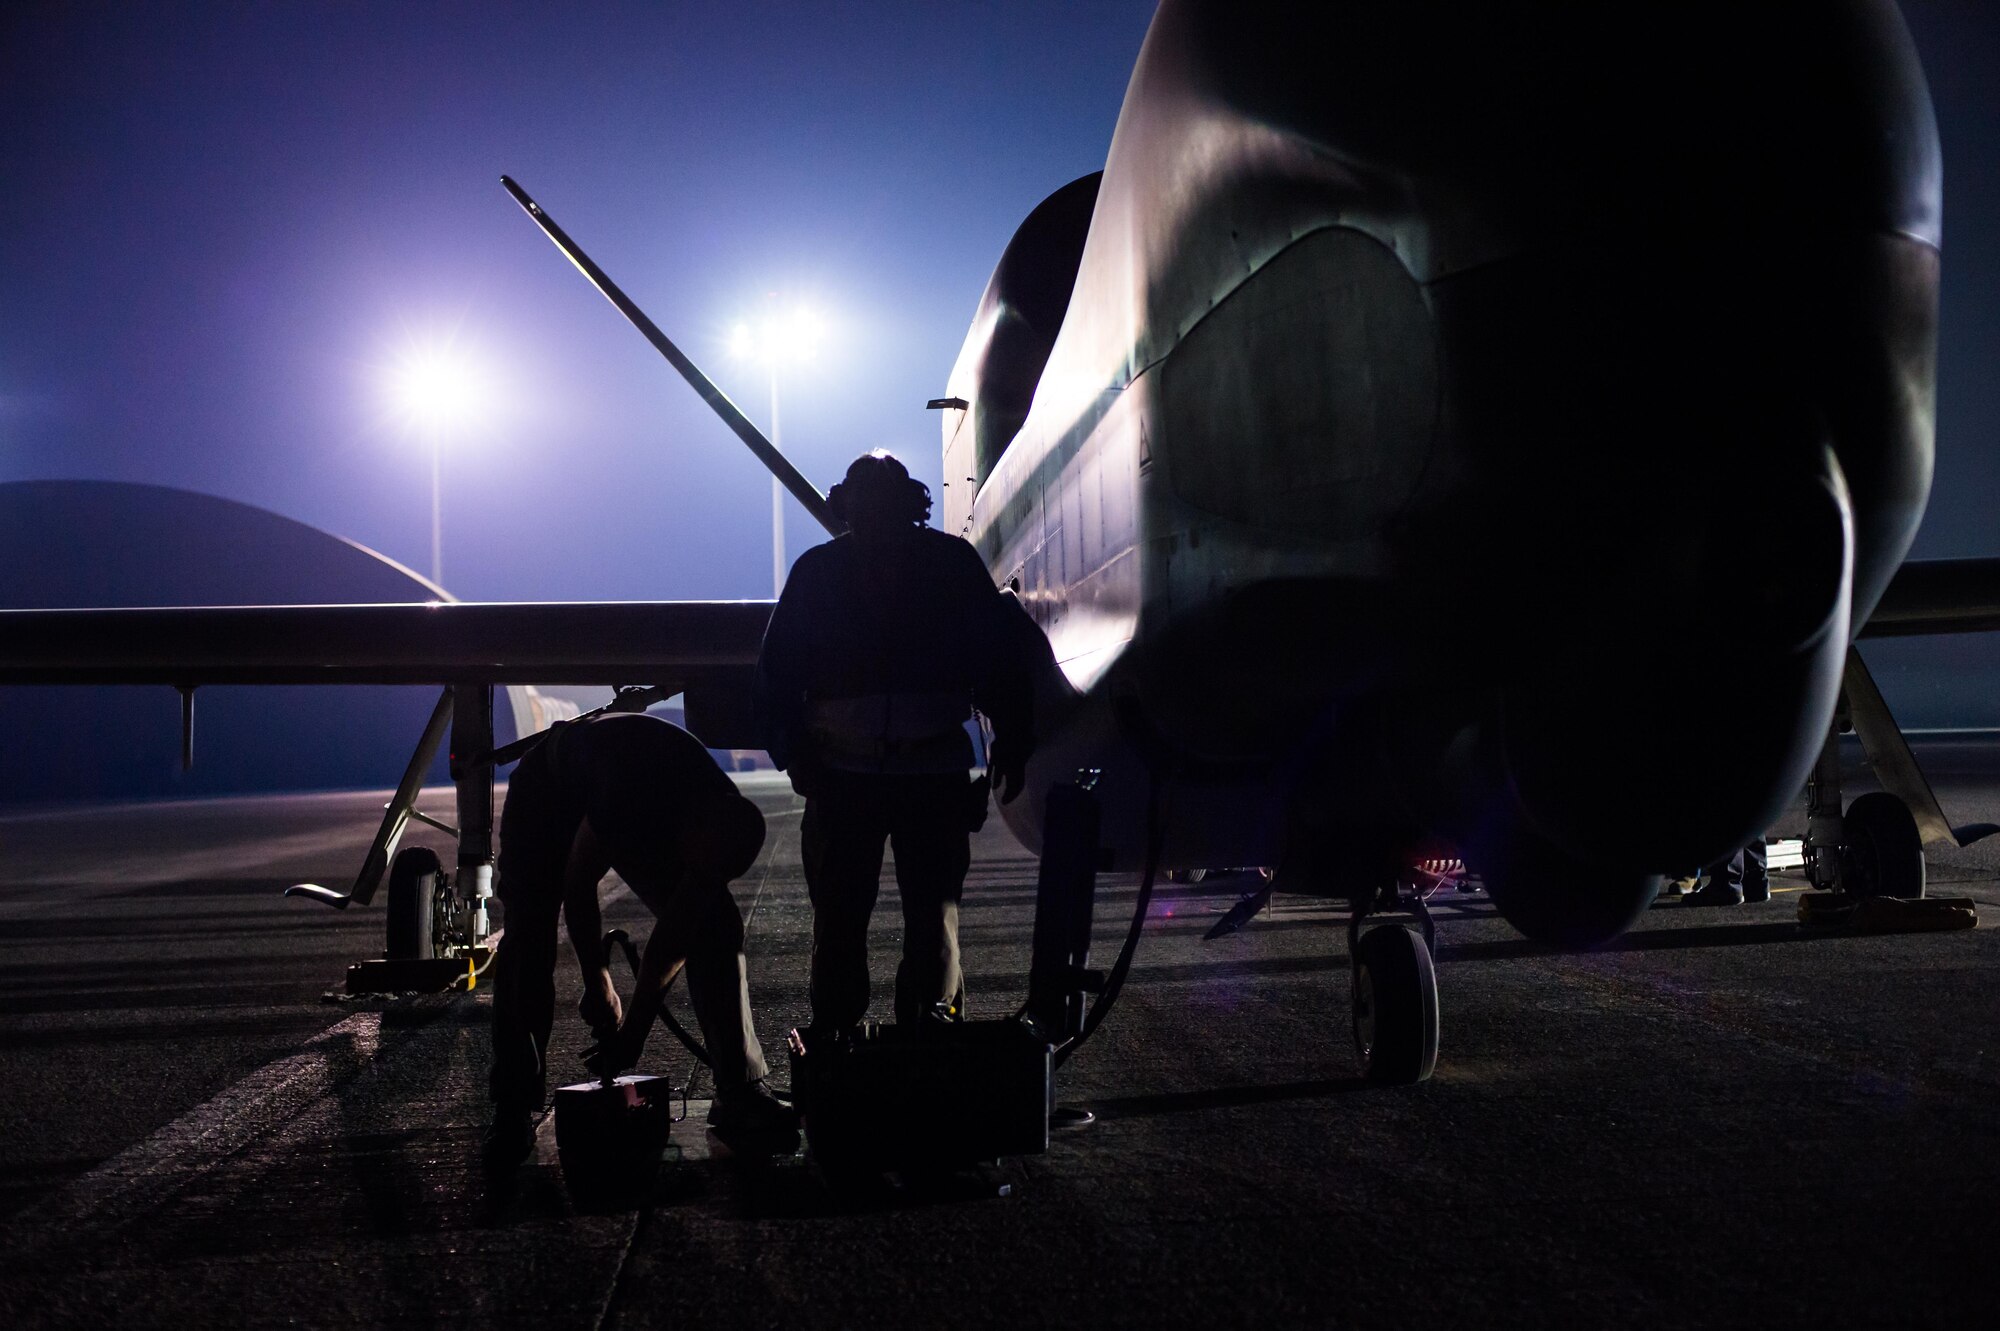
xmin=0 ymin=480 xmax=566 ymax=807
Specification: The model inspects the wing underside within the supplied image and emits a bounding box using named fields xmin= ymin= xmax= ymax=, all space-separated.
xmin=0 ymin=600 xmax=775 ymax=686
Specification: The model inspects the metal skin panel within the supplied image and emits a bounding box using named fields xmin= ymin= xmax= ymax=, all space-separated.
xmin=946 ymin=0 xmax=1943 ymax=907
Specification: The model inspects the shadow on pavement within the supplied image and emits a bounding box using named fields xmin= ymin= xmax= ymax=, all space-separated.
xmin=1438 ymin=919 xmax=1826 ymax=964
xmin=1083 ymin=1075 xmax=1368 ymax=1121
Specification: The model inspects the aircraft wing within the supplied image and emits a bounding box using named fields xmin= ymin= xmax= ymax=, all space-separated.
xmin=0 ymin=600 xmax=775 ymax=685
xmin=1861 ymin=558 xmax=2000 ymax=638
xmin=5 ymin=554 xmax=1992 ymax=684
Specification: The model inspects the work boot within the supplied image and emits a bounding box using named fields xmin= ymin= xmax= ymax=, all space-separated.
xmin=1684 ymin=880 xmax=1744 ymax=907
xmin=708 ymin=1079 xmax=800 ymax=1157
xmin=483 ymin=1104 xmax=537 ymax=1171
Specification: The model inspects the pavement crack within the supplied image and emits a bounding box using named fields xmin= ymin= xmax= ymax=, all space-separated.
xmin=593 ymin=1205 xmax=653 ymax=1331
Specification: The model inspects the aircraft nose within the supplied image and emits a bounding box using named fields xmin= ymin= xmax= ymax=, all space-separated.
xmin=1684 ymin=459 xmax=1851 ymax=653
xmin=1499 ymin=453 xmax=1853 ymax=872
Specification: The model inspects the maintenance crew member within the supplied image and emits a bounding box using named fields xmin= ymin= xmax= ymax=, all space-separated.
xmin=754 ymin=450 xmax=1036 ymax=1031
xmin=1685 ymin=838 xmax=1771 ymax=906
xmin=485 ymin=710 xmax=794 ymax=1166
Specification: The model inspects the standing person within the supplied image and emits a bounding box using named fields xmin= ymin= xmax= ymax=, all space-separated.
xmin=485 ymin=711 xmax=794 ymax=1167
xmin=754 ymin=451 xmax=1036 ymax=1032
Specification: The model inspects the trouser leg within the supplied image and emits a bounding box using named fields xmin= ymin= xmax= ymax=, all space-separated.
xmin=801 ymin=787 xmax=886 ymax=1029
xmin=1703 ymin=846 xmax=1746 ymax=895
xmin=489 ymin=880 xmax=562 ymax=1109
xmin=889 ymin=781 xmax=971 ymax=1024
xmin=681 ymin=886 xmax=770 ymax=1087
xmin=491 ymin=749 xmax=573 ymax=1110
xmin=1742 ymin=838 xmax=1770 ymax=902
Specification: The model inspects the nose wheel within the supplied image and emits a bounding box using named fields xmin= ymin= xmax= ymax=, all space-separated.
xmin=1349 ymin=889 xmax=1439 ymax=1084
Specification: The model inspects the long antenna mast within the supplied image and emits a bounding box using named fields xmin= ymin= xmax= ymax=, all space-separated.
xmin=501 ymin=175 xmax=844 ymax=538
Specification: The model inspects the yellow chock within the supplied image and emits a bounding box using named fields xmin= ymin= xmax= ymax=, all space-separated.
xmin=1798 ymin=892 xmax=1978 ymax=934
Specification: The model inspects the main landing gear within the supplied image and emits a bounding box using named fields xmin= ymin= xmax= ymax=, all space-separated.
xmin=1347 ymin=883 xmax=1439 ymax=1085
xmin=1804 ymin=699 xmax=1927 ymax=902
xmin=285 ymin=683 xmax=499 ymax=992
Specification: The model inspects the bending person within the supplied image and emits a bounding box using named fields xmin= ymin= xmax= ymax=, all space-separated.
xmin=485 ymin=711 xmax=794 ymax=1166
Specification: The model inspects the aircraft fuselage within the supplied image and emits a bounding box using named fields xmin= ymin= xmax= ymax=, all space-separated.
xmin=942 ymin=0 xmax=1941 ymax=934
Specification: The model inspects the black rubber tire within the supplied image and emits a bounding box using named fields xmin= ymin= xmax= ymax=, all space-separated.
xmin=386 ymin=846 xmax=443 ymax=960
xmin=1844 ymin=792 xmax=1926 ymax=900
xmin=1351 ymin=925 xmax=1438 ymax=1085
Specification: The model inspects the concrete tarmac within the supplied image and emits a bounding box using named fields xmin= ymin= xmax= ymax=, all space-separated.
xmin=4 ymin=766 xmax=2000 ymax=1328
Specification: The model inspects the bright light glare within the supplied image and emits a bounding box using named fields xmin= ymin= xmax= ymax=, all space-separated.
xmin=384 ymin=340 xmax=494 ymax=435
xmin=729 ymin=307 xmax=827 ymax=364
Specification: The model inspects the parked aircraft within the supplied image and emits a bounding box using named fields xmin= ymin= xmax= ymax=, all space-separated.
xmin=4 ymin=0 xmax=1996 ymax=1083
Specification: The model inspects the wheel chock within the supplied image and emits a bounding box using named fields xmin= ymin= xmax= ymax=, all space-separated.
xmin=344 ymin=947 xmax=492 ymax=995
xmin=1797 ymin=892 xmax=1977 ymax=934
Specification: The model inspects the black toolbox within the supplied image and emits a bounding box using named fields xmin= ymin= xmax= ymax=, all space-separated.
xmin=788 ymin=1019 xmax=1053 ymax=1173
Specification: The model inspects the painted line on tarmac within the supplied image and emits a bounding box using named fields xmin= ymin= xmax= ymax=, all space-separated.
xmin=0 ymin=1005 xmax=422 ymax=1265
xmin=0 ymin=913 xmax=505 ymax=1268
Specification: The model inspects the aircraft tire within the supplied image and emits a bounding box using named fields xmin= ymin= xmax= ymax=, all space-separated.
xmin=386 ymin=846 xmax=442 ymax=960
xmin=1844 ymin=792 xmax=1926 ymax=900
xmin=1351 ymin=925 xmax=1438 ymax=1085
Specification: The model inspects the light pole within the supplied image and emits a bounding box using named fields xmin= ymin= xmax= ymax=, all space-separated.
xmin=430 ymin=422 xmax=443 ymax=587
xmin=731 ymin=307 xmax=823 ymax=597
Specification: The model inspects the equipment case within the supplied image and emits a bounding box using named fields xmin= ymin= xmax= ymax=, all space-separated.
xmin=788 ymin=1019 xmax=1052 ymax=1173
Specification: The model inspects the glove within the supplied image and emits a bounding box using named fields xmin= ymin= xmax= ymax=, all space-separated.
xmin=577 ymin=970 xmax=623 ymax=1041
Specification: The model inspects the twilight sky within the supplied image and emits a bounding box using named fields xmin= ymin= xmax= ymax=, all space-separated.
xmin=2 ymin=1 xmax=1155 ymax=603
xmin=2 ymin=3 xmax=1996 ymax=706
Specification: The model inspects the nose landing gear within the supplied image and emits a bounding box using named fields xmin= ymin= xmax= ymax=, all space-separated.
xmin=1348 ymin=884 xmax=1439 ymax=1085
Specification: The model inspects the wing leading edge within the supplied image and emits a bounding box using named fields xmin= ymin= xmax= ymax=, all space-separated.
xmin=1861 ymin=557 xmax=2000 ymax=638
xmin=5 ymin=555 xmax=1992 ymax=686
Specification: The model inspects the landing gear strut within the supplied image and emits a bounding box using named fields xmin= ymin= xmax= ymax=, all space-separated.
xmin=1348 ymin=883 xmax=1438 ymax=1085
xmin=285 ymin=683 xmax=499 ymax=991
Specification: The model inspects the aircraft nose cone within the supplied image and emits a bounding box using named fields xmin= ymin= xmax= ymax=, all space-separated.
xmin=1685 ymin=462 xmax=1851 ymax=652
xmin=1500 ymin=456 xmax=1853 ymax=872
